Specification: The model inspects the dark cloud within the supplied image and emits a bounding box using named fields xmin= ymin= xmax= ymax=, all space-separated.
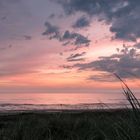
xmin=110 ymin=15 xmax=140 ymax=42
xmin=67 ymin=52 xmax=86 ymax=62
xmin=48 ymin=13 xmax=55 ymax=19
xmin=54 ymin=0 xmax=140 ymax=42
xmin=59 ymin=65 xmax=73 ymax=69
xmin=62 ymin=30 xmax=90 ymax=46
xmin=23 ymin=35 xmax=32 ymax=40
xmin=42 ymin=21 xmax=60 ymax=40
xmin=42 ymin=22 xmax=90 ymax=47
xmin=62 ymin=41 xmax=71 ymax=46
xmin=54 ymin=0 xmax=102 ymax=15
xmin=74 ymin=46 xmax=140 ymax=79
xmin=88 ymin=74 xmax=116 ymax=82
xmin=67 ymin=58 xmax=85 ymax=62
xmin=72 ymin=16 xmax=90 ymax=28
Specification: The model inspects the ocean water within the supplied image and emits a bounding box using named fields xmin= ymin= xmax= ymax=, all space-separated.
xmin=0 ymin=93 xmax=139 ymax=112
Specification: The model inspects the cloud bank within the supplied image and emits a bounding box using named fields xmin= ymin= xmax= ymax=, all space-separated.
xmin=72 ymin=16 xmax=90 ymax=29
xmin=74 ymin=46 xmax=140 ymax=80
xmin=67 ymin=52 xmax=86 ymax=62
xmin=54 ymin=0 xmax=140 ymax=42
xmin=42 ymin=21 xmax=90 ymax=47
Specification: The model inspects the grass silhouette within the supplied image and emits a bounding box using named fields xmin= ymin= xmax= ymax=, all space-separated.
xmin=115 ymin=74 xmax=140 ymax=120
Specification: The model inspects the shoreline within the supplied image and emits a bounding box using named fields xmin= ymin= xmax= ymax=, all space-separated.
xmin=0 ymin=108 xmax=132 ymax=116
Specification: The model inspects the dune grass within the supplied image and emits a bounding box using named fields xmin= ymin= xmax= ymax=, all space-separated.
xmin=0 ymin=110 xmax=139 ymax=140
xmin=0 ymin=77 xmax=140 ymax=140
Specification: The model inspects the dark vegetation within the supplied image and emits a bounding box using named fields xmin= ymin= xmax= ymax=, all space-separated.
xmin=0 ymin=76 xmax=140 ymax=140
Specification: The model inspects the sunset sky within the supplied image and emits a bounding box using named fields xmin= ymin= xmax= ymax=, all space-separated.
xmin=0 ymin=0 xmax=140 ymax=93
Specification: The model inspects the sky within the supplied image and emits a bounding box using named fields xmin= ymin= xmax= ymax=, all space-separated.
xmin=0 ymin=0 xmax=140 ymax=93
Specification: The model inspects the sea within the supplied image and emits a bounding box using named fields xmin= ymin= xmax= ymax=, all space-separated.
xmin=0 ymin=92 xmax=139 ymax=112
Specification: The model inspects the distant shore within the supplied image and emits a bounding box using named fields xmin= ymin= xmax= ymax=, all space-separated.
xmin=0 ymin=102 xmax=129 ymax=115
xmin=0 ymin=108 xmax=132 ymax=116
